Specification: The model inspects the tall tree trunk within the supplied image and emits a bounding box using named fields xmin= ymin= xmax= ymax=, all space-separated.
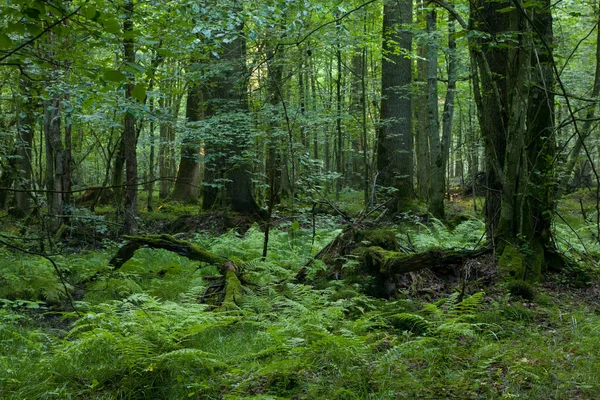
xmin=335 ymin=22 xmax=344 ymax=200
xmin=441 ymin=11 xmax=457 ymax=196
xmin=470 ymin=0 xmax=564 ymax=280
xmin=122 ymin=0 xmax=138 ymax=234
xmin=427 ymin=8 xmax=444 ymax=219
xmin=377 ymin=0 xmax=413 ymax=212
xmin=415 ymin=0 xmax=430 ymax=201
xmin=44 ymin=93 xmax=63 ymax=231
xmin=469 ymin=0 xmax=509 ymax=240
xmin=147 ymin=97 xmax=156 ymax=211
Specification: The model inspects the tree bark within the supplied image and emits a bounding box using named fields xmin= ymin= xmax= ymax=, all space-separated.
xmin=427 ymin=8 xmax=445 ymax=219
xmin=377 ymin=0 xmax=414 ymax=212
xmin=171 ymin=84 xmax=203 ymax=202
xmin=15 ymin=79 xmax=34 ymax=214
xmin=122 ymin=0 xmax=138 ymax=235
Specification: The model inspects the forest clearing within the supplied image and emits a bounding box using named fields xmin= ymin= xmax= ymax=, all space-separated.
xmin=2 ymin=0 xmax=600 ymax=398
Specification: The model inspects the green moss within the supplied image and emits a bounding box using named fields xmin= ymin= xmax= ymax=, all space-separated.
xmin=498 ymin=244 xmax=526 ymax=280
xmin=355 ymin=229 xmax=397 ymax=251
xmin=506 ymin=280 xmax=536 ymax=301
xmin=217 ymin=269 xmax=242 ymax=311
xmin=499 ymin=242 xmax=545 ymax=282
xmin=527 ymin=240 xmax=545 ymax=282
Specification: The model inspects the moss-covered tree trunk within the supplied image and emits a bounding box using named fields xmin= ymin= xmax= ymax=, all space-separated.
xmin=471 ymin=0 xmax=565 ymax=280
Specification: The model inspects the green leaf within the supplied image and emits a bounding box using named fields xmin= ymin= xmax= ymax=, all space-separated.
xmin=123 ymin=61 xmax=145 ymax=74
xmin=7 ymin=22 xmax=26 ymax=35
xmin=102 ymin=16 xmax=121 ymax=34
xmin=82 ymin=6 xmax=99 ymax=21
xmin=103 ymin=69 xmax=126 ymax=82
xmin=291 ymin=221 xmax=299 ymax=233
xmin=0 ymin=34 xmax=13 ymax=49
xmin=497 ymin=6 xmax=515 ymax=13
xmin=23 ymin=7 xmax=42 ymax=19
xmin=131 ymin=83 xmax=146 ymax=102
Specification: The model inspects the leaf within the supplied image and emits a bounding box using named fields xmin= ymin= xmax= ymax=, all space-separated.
xmin=102 ymin=16 xmax=121 ymax=34
xmin=7 ymin=22 xmax=26 ymax=35
xmin=23 ymin=7 xmax=42 ymax=19
xmin=497 ymin=6 xmax=515 ymax=13
xmin=123 ymin=61 xmax=145 ymax=74
xmin=82 ymin=6 xmax=99 ymax=21
xmin=131 ymin=83 xmax=146 ymax=102
xmin=291 ymin=221 xmax=299 ymax=233
xmin=0 ymin=34 xmax=13 ymax=49
xmin=103 ymin=69 xmax=126 ymax=82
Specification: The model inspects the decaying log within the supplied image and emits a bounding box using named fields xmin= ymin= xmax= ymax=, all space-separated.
xmin=363 ymin=246 xmax=491 ymax=276
xmin=108 ymin=234 xmax=241 ymax=309
xmin=109 ymin=234 xmax=227 ymax=269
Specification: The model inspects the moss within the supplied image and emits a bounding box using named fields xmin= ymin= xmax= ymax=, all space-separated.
xmin=506 ymin=280 xmax=536 ymax=301
xmin=498 ymin=244 xmax=526 ymax=280
xmin=526 ymin=240 xmax=545 ymax=282
xmin=354 ymin=229 xmax=398 ymax=251
xmin=217 ymin=269 xmax=242 ymax=311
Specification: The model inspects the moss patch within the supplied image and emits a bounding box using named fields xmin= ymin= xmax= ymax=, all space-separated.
xmin=498 ymin=244 xmax=526 ymax=280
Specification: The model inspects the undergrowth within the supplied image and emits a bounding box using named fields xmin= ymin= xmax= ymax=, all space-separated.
xmin=1 ymin=222 xmax=599 ymax=399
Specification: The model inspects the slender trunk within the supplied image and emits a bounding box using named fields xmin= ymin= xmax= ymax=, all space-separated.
xmin=122 ymin=0 xmax=138 ymax=234
xmin=15 ymin=79 xmax=34 ymax=214
xmin=427 ymin=9 xmax=444 ymax=219
xmin=147 ymin=97 xmax=156 ymax=211
xmin=336 ymin=25 xmax=343 ymax=200
xmin=441 ymin=12 xmax=457 ymax=196
xmin=415 ymin=0 xmax=430 ymax=201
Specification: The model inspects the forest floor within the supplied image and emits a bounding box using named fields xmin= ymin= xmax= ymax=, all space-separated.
xmin=1 ymin=191 xmax=600 ymax=399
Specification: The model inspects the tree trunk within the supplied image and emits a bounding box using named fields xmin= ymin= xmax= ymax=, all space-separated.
xmin=470 ymin=0 xmax=565 ymax=280
xmin=44 ymin=94 xmax=63 ymax=232
xmin=441 ymin=12 xmax=457 ymax=196
xmin=377 ymin=0 xmax=414 ymax=213
xmin=15 ymin=79 xmax=34 ymax=214
xmin=201 ymin=4 xmax=262 ymax=217
xmin=415 ymin=2 xmax=430 ymax=201
xmin=171 ymin=84 xmax=203 ymax=202
xmin=427 ymin=8 xmax=445 ymax=219
xmin=122 ymin=0 xmax=138 ymax=235
xmin=469 ymin=0 xmax=510 ymax=240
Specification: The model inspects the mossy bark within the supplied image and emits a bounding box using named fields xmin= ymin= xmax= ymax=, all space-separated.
xmin=109 ymin=234 xmax=227 ymax=269
xmin=217 ymin=262 xmax=242 ymax=311
xmin=364 ymin=246 xmax=490 ymax=276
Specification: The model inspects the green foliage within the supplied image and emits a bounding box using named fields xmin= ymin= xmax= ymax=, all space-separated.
xmin=0 ymin=254 xmax=66 ymax=303
xmin=408 ymin=217 xmax=486 ymax=250
xmin=1 ymin=225 xmax=600 ymax=398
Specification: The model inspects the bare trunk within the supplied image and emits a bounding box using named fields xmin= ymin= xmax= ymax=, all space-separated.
xmin=122 ymin=0 xmax=138 ymax=234
xmin=377 ymin=0 xmax=413 ymax=212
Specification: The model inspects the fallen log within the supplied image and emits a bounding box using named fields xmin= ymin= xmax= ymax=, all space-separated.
xmin=108 ymin=234 xmax=240 ymax=309
xmin=109 ymin=234 xmax=227 ymax=269
xmin=363 ymin=246 xmax=491 ymax=276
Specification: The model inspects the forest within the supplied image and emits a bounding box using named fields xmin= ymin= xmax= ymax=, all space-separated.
xmin=1 ymin=0 xmax=600 ymax=398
